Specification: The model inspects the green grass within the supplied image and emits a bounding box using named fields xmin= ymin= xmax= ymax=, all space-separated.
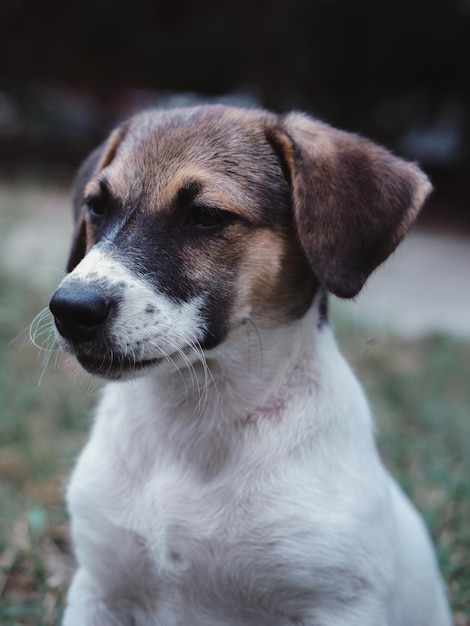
xmin=0 ymin=207 xmax=469 ymax=623
xmin=335 ymin=316 xmax=470 ymax=623
xmin=0 ymin=269 xmax=96 ymax=625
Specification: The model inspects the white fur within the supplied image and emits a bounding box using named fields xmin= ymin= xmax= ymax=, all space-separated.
xmin=56 ymin=248 xmax=207 ymax=371
xmin=59 ymin=253 xmax=452 ymax=626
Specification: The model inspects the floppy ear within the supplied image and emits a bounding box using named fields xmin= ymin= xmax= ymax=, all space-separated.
xmin=67 ymin=122 xmax=130 ymax=272
xmin=266 ymin=113 xmax=432 ymax=298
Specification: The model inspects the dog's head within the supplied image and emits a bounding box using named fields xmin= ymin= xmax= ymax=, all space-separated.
xmin=50 ymin=105 xmax=431 ymax=380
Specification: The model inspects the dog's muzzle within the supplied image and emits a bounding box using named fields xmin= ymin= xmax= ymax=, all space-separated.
xmin=49 ymin=281 xmax=171 ymax=379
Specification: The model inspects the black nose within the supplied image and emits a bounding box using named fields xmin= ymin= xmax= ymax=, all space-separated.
xmin=50 ymin=284 xmax=111 ymax=343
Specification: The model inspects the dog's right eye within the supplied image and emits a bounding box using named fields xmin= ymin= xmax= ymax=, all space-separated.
xmin=184 ymin=205 xmax=235 ymax=230
xmin=85 ymin=196 xmax=106 ymax=219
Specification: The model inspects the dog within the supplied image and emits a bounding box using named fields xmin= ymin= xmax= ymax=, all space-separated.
xmin=49 ymin=104 xmax=452 ymax=625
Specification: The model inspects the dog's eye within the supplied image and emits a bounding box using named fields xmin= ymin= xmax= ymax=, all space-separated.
xmin=85 ymin=196 xmax=106 ymax=219
xmin=184 ymin=206 xmax=233 ymax=230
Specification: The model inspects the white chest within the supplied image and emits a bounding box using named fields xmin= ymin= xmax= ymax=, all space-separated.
xmin=68 ymin=430 xmax=370 ymax=625
xmin=65 ymin=343 xmax=382 ymax=624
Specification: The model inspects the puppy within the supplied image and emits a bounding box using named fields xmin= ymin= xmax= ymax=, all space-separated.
xmin=50 ymin=105 xmax=452 ymax=625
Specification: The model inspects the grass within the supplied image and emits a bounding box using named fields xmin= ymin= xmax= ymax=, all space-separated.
xmin=0 ymin=184 xmax=469 ymax=624
xmin=335 ymin=315 xmax=470 ymax=624
xmin=0 ymin=269 xmax=96 ymax=625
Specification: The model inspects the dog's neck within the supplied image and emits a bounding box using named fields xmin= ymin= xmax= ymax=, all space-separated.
xmin=145 ymin=293 xmax=330 ymax=422
xmin=109 ymin=294 xmax=372 ymax=480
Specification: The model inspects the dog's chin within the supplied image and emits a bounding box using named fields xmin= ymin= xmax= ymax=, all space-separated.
xmin=76 ymin=353 xmax=163 ymax=381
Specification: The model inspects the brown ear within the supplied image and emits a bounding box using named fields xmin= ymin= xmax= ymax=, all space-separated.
xmin=266 ymin=113 xmax=432 ymax=298
xmin=67 ymin=122 xmax=130 ymax=272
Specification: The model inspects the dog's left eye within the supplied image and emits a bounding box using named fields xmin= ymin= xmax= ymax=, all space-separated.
xmin=184 ymin=206 xmax=234 ymax=230
xmin=85 ymin=195 xmax=106 ymax=219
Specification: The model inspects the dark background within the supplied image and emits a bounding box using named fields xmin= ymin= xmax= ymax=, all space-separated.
xmin=0 ymin=0 xmax=469 ymax=224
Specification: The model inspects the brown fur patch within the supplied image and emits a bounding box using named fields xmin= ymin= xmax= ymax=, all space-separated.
xmin=68 ymin=127 xmax=131 ymax=272
xmin=266 ymin=113 xmax=432 ymax=298
xmin=235 ymin=229 xmax=316 ymax=325
xmin=96 ymin=122 xmax=131 ymax=171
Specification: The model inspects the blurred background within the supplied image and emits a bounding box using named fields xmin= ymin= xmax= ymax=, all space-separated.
xmin=0 ymin=1 xmax=469 ymax=624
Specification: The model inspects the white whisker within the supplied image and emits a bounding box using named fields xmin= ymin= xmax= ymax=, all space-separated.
xmin=29 ymin=265 xmax=67 ymax=279
xmin=25 ymin=307 xmax=62 ymax=385
xmin=29 ymin=308 xmax=56 ymax=350
xmin=37 ymin=348 xmax=55 ymax=386
xmin=242 ymin=317 xmax=264 ymax=372
xmin=146 ymin=337 xmax=190 ymax=398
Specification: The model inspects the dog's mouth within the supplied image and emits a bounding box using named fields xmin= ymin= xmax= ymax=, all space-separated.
xmin=76 ymin=353 xmax=164 ymax=380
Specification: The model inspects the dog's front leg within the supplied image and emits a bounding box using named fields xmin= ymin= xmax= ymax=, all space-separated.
xmin=63 ymin=568 xmax=155 ymax=626
xmin=62 ymin=569 xmax=130 ymax=626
